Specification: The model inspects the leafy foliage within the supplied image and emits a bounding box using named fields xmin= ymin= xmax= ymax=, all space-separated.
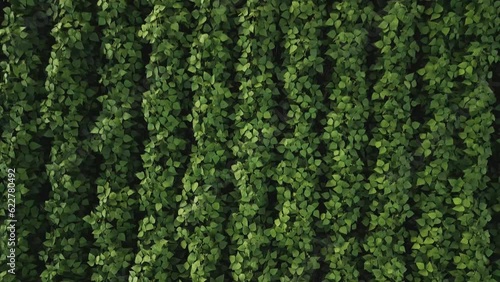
xmin=0 ymin=0 xmax=499 ymax=281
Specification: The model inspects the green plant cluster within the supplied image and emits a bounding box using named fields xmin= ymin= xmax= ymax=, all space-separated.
xmin=0 ymin=0 xmax=499 ymax=281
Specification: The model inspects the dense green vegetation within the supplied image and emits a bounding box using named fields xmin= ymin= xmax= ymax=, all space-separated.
xmin=0 ymin=0 xmax=499 ymax=281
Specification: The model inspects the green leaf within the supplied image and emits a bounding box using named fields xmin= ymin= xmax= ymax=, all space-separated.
xmin=98 ymin=17 xmax=106 ymax=26
xmin=118 ymin=233 xmax=125 ymax=241
xmin=90 ymin=33 xmax=99 ymax=41
xmin=296 ymin=267 xmax=304 ymax=275
xmin=155 ymin=203 xmax=162 ymax=211
xmin=339 ymin=226 xmax=347 ymax=234
xmin=374 ymin=40 xmax=384 ymax=49
xmin=466 ymin=66 xmax=473 ymax=75
xmin=379 ymin=21 xmax=388 ymax=30
xmin=334 ymin=20 xmax=341 ymax=29
xmin=390 ymin=18 xmax=399 ymax=30
xmin=136 ymin=172 xmax=145 ymax=180
xmin=426 ymin=262 xmax=434 ymax=272
xmin=75 ymin=41 xmax=84 ymax=50
xmin=333 ymin=186 xmax=343 ymax=194
xmin=29 ymin=142 xmax=41 ymax=150
xmin=417 ymin=178 xmax=426 ymax=186
xmin=135 ymin=254 xmax=142 ymax=264
xmin=171 ymin=22 xmax=179 ymax=32
xmin=123 ymin=135 xmax=133 ymax=143
xmin=192 ymin=182 xmax=199 ymax=192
